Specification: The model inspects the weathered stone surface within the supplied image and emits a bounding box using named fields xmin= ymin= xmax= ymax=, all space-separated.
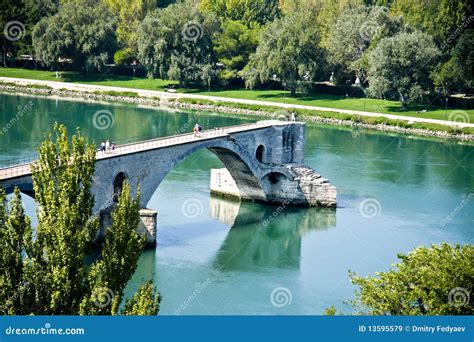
xmin=211 ymin=165 xmax=337 ymax=207
xmin=137 ymin=208 xmax=157 ymax=247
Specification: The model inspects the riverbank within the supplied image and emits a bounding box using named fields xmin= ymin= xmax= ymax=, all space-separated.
xmin=1 ymin=79 xmax=473 ymax=141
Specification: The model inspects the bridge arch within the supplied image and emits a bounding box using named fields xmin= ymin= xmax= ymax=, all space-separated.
xmin=92 ymin=137 xmax=271 ymax=213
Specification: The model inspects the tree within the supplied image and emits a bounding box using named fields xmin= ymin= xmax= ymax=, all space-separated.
xmin=0 ymin=189 xmax=32 ymax=315
xmin=244 ymin=9 xmax=326 ymax=96
xmin=122 ymin=281 xmax=161 ymax=315
xmin=0 ymin=124 xmax=159 ymax=316
xmin=327 ymin=6 xmax=404 ymax=84
xmin=200 ymin=0 xmax=280 ymax=26
xmin=137 ymin=1 xmax=219 ymax=86
xmin=80 ymin=182 xmax=145 ymax=315
xmin=102 ymin=0 xmax=156 ymax=65
xmin=390 ymin=0 xmax=472 ymax=45
xmin=431 ymin=59 xmax=462 ymax=97
xmin=32 ymin=0 xmax=117 ymax=74
xmin=350 ymin=243 xmax=473 ymax=315
xmin=367 ymin=31 xmax=441 ymax=108
xmin=214 ymin=19 xmax=259 ymax=83
xmin=452 ymin=30 xmax=474 ymax=92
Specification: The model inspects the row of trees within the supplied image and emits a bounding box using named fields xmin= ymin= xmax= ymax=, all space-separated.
xmin=2 ymin=0 xmax=473 ymax=106
xmin=0 ymin=124 xmax=160 ymax=315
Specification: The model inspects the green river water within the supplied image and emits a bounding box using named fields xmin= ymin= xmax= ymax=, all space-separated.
xmin=1 ymin=92 xmax=473 ymax=314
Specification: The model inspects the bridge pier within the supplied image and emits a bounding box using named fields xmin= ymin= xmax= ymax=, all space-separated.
xmin=99 ymin=207 xmax=157 ymax=247
xmin=211 ymin=166 xmax=336 ymax=207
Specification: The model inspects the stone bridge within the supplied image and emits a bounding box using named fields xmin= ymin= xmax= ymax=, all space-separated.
xmin=0 ymin=121 xmax=336 ymax=244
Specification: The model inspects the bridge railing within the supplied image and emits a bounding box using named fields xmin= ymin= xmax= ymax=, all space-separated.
xmin=0 ymin=121 xmax=278 ymax=179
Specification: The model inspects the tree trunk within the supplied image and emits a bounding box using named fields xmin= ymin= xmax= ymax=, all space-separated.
xmin=290 ymin=88 xmax=296 ymax=97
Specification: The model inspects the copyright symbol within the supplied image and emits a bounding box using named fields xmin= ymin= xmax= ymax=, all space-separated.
xmin=404 ymin=325 xmax=411 ymax=332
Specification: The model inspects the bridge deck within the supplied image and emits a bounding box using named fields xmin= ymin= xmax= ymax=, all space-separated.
xmin=0 ymin=121 xmax=289 ymax=181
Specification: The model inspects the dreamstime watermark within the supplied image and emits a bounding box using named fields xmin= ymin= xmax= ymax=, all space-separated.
xmin=175 ymin=115 xmax=198 ymax=135
xmin=92 ymin=109 xmax=115 ymax=130
xmin=440 ymin=193 xmax=473 ymax=227
xmin=92 ymin=286 xmax=115 ymax=308
xmin=270 ymin=287 xmax=292 ymax=307
xmin=5 ymin=323 xmax=85 ymax=336
xmin=448 ymin=110 xmax=470 ymax=124
xmin=181 ymin=197 xmax=204 ymax=218
xmin=359 ymin=198 xmax=382 ymax=218
xmin=174 ymin=278 xmax=212 ymax=315
xmin=3 ymin=20 xmax=26 ymax=41
xmin=448 ymin=287 xmax=470 ymax=308
xmin=262 ymin=193 xmax=297 ymax=227
xmin=182 ymin=21 xmax=204 ymax=43
xmin=440 ymin=15 xmax=474 ymax=49
xmin=0 ymin=101 xmax=34 ymax=136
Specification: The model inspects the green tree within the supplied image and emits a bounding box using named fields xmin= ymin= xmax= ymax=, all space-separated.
xmin=390 ymin=0 xmax=472 ymax=44
xmin=367 ymin=31 xmax=440 ymax=108
xmin=200 ymin=0 xmax=280 ymax=26
xmin=102 ymin=0 xmax=156 ymax=65
xmin=0 ymin=124 xmax=160 ymax=316
xmin=122 ymin=281 xmax=161 ymax=315
xmin=452 ymin=30 xmax=474 ymax=91
xmin=0 ymin=189 xmax=32 ymax=315
xmin=32 ymin=0 xmax=117 ymax=74
xmin=80 ymin=181 xmax=145 ymax=315
xmin=244 ymin=9 xmax=326 ymax=96
xmin=137 ymin=1 xmax=219 ymax=86
xmin=24 ymin=123 xmax=98 ymax=314
xmin=431 ymin=58 xmax=462 ymax=97
xmin=350 ymin=243 xmax=473 ymax=315
xmin=214 ymin=19 xmax=259 ymax=82
xmin=327 ymin=6 xmax=404 ymax=84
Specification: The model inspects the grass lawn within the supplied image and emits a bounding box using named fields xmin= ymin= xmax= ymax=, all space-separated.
xmin=1 ymin=67 xmax=473 ymax=122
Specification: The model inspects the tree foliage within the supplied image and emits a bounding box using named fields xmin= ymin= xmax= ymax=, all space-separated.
xmin=214 ymin=19 xmax=259 ymax=82
xmin=327 ymin=6 xmax=404 ymax=84
xmin=137 ymin=1 xmax=219 ymax=85
xmin=245 ymin=9 xmax=326 ymax=96
xmin=350 ymin=243 xmax=474 ymax=315
xmin=32 ymin=0 xmax=117 ymax=73
xmin=0 ymin=124 xmax=159 ymax=316
xmin=367 ymin=31 xmax=441 ymax=107
xmin=122 ymin=281 xmax=161 ymax=315
xmin=201 ymin=0 xmax=280 ymax=26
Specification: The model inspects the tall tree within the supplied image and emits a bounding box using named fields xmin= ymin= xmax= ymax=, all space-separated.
xmin=244 ymin=9 xmax=326 ymax=96
xmin=0 ymin=189 xmax=32 ymax=315
xmin=25 ymin=123 xmax=98 ymax=314
xmin=367 ymin=31 xmax=440 ymax=108
xmin=350 ymin=243 xmax=474 ymax=315
xmin=327 ymin=6 xmax=404 ymax=84
xmin=137 ymin=1 xmax=219 ymax=86
xmin=32 ymin=0 xmax=117 ymax=74
xmin=80 ymin=182 xmax=146 ymax=315
xmin=200 ymin=0 xmax=280 ymax=26
xmin=213 ymin=19 xmax=260 ymax=83
xmin=102 ymin=0 xmax=156 ymax=65
xmin=0 ymin=124 xmax=160 ymax=316
xmin=452 ymin=30 xmax=474 ymax=92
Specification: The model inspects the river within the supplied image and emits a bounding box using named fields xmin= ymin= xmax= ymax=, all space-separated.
xmin=1 ymin=92 xmax=472 ymax=314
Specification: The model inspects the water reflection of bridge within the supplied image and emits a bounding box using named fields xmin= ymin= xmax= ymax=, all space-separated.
xmin=209 ymin=196 xmax=336 ymax=271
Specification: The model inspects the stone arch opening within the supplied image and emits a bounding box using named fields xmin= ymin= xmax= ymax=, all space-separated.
xmin=113 ymin=172 xmax=128 ymax=202
xmin=137 ymin=141 xmax=269 ymax=209
xmin=261 ymin=172 xmax=291 ymax=202
xmin=256 ymin=145 xmax=265 ymax=163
